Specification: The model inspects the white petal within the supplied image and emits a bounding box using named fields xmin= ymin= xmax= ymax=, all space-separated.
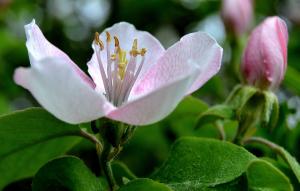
xmin=130 ymin=32 xmax=222 ymax=99
xmin=14 ymin=57 xmax=114 ymax=124
xmin=25 ymin=19 xmax=95 ymax=88
xmin=107 ymin=67 xmax=200 ymax=125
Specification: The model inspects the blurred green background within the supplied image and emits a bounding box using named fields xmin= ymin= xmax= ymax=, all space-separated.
xmin=1 ymin=0 xmax=300 ymax=190
xmin=1 ymin=0 xmax=300 ymax=113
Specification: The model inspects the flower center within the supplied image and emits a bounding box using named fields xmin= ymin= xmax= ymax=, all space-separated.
xmin=94 ymin=32 xmax=147 ymax=106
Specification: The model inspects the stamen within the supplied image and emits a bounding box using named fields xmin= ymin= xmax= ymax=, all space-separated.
xmin=93 ymin=33 xmax=147 ymax=106
xmin=130 ymin=39 xmax=139 ymax=57
xmin=113 ymin=36 xmax=120 ymax=49
xmin=117 ymin=56 xmax=136 ymax=105
xmin=140 ymin=48 xmax=147 ymax=56
xmin=123 ymin=53 xmax=146 ymax=103
xmin=94 ymin=32 xmax=104 ymax=50
xmin=94 ymin=32 xmax=109 ymax=98
xmin=132 ymin=39 xmax=138 ymax=50
xmin=111 ymin=46 xmax=120 ymax=103
xmin=106 ymin=31 xmax=111 ymax=42
xmin=105 ymin=31 xmax=113 ymax=101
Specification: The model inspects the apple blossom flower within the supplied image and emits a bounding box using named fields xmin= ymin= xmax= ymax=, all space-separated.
xmin=242 ymin=16 xmax=288 ymax=90
xmin=14 ymin=20 xmax=222 ymax=125
xmin=221 ymin=0 xmax=253 ymax=36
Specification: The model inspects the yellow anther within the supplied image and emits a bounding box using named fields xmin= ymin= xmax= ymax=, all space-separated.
xmin=113 ymin=36 xmax=120 ymax=48
xmin=130 ymin=50 xmax=138 ymax=56
xmin=132 ymin=39 xmax=138 ymax=50
xmin=106 ymin=31 xmax=111 ymax=42
xmin=140 ymin=48 xmax=147 ymax=56
xmin=130 ymin=39 xmax=139 ymax=57
xmin=94 ymin=32 xmax=104 ymax=50
xmin=110 ymin=54 xmax=116 ymax=60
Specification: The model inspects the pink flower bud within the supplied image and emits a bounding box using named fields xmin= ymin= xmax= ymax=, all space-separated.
xmin=221 ymin=0 xmax=253 ymax=36
xmin=242 ymin=16 xmax=288 ymax=90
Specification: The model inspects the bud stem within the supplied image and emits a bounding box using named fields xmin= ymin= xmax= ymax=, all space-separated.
xmin=226 ymin=34 xmax=244 ymax=83
xmin=242 ymin=136 xmax=291 ymax=165
xmin=242 ymin=136 xmax=279 ymax=151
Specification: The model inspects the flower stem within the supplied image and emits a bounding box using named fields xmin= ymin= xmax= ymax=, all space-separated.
xmin=95 ymin=122 xmax=136 ymax=191
xmin=103 ymin=160 xmax=117 ymax=191
xmin=214 ymin=121 xmax=226 ymax=140
xmin=79 ymin=129 xmax=103 ymax=151
xmin=98 ymin=143 xmax=118 ymax=191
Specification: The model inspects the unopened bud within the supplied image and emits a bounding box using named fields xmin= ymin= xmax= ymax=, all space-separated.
xmin=241 ymin=16 xmax=288 ymax=90
xmin=221 ymin=0 xmax=253 ymax=36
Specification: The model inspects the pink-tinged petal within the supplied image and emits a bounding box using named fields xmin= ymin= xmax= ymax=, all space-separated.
xmin=87 ymin=22 xmax=165 ymax=91
xmin=182 ymin=32 xmax=223 ymax=95
xmin=26 ymin=19 xmax=95 ymax=88
xmin=130 ymin=32 xmax=222 ymax=99
xmin=87 ymin=53 xmax=105 ymax=93
xmin=107 ymin=67 xmax=200 ymax=125
xmin=107 ymin=32 xmax=222 ymax=125
xmin=242 ymin=16 xmax=288 ymax=90
xmin=14 ymin=57 xmax=115 ymax=124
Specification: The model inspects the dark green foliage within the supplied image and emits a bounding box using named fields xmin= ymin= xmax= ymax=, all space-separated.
xmin=0 ymin=108 xmax=82 ymax=189
xmin=32 ymin=156 xmax=105 ymax=191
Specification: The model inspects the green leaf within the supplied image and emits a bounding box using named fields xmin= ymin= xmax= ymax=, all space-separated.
xmin=0 ymin=108 xmax=83 ymax=189
xmin=32 ymin=156 xmax=105 ymax=191
xmin=246 ymin=160 xmax=293 ymax=191
xmin=262 ymin=157 xmax=300 ymax=190
xmin=195 ymin=104 xmax=235 ymax=128
xmin=278 ymin=147 xmax=300 ymax=183
xmin=0 ymin=95 xmax=11 ymax=114
xmin=119 ymin=178 xmax=173 ymax=191
xmin=167 ymin=96 xmax=209 ymax=118
xmin=151 ymin=137 xmax=255 ymax=190
xmin=166 ymin=96 xmax=208 ymax=129
xmin=165 ymin=177 xmax=246 ymax=191
xmin=111 ymin=161 xmax=136 ymax=186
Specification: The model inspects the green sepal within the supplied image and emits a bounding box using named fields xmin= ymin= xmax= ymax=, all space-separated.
xmin=195 ymin=104 xmax=235 ymax=129
xmin=99 ymin=120 xmax=127 ymax=147
xmin=225 ymin=85 xmax=257 ymax=110
xmin=262 ymin=91 xmax=279 ymax=130
xmin=225 ymin=85 xmax=280 ymax=141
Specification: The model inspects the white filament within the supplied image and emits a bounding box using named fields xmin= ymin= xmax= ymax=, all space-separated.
xmin=94 ymin=36 xmax=146 ymax=107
